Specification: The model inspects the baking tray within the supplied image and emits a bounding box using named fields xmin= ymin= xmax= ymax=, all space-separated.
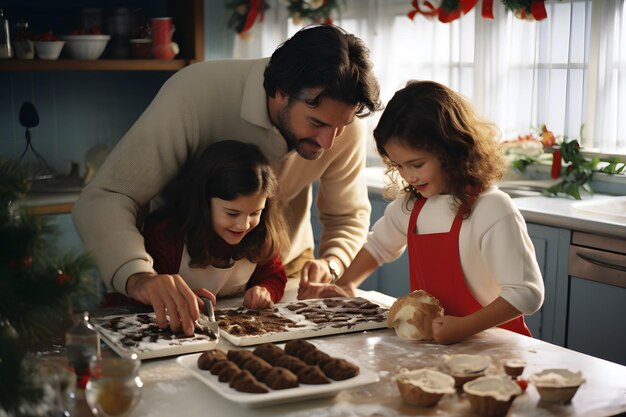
xmin=215 ymin=296 xmax=390 ymax=347
xmin=92 ymin=313 xmax=218 ymax=360
xmin=176 ymin=343 xmax=379 ymax=408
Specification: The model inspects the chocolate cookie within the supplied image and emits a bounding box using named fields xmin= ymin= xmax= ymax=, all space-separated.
xmin=197 ymin=349 xmax=227 ymax=370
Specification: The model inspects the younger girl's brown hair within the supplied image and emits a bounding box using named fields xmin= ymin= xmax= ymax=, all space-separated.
xmin=158 ymin=140 xmax=288 ymax=267
xmin=373 ymin=80 xmax=506 ymax=217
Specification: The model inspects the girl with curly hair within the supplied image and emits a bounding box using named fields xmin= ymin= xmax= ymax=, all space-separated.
xmin=299 ymin=81 xmax=544 ymax=344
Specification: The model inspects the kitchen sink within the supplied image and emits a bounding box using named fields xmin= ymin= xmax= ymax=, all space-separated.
xmin=496 ymin=180 xmax=552 ymax=198
xmin=572 ymin=196 xmax=626 ymax=222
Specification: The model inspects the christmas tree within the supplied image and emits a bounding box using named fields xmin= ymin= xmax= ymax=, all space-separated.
xmin=0 ymin=159 xmax=101 ymax=412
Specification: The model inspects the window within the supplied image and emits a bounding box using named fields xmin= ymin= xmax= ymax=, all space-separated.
xmin=233 ymin=0 xmax=626 ymax=163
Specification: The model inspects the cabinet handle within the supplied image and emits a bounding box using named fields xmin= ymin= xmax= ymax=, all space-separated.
xmin=576 ymin=253 xmax=626 ymax=273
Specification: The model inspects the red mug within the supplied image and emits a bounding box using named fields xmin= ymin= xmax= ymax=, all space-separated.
xmin=151 ymin=17 xmax=175 ymax=46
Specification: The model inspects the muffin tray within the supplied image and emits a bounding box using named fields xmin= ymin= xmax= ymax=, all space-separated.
xmin=214 ymin=296 xmax=390 ymax=346
xmin=176 ymin=343 xmax=380 ymax=408
xmin=92 ymin=313 xmax=218 ymax=360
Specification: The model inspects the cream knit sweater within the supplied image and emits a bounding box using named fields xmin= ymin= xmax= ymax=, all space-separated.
xmin=72 ymin=58 xmax=371 ymax=295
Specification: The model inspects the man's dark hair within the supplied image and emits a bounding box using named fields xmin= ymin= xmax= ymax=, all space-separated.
xmin=263 ymin=24 xmax=382 ymax=117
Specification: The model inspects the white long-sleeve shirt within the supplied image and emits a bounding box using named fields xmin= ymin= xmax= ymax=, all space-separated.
xmin=364 ymin=186 xmax=544 ymax=315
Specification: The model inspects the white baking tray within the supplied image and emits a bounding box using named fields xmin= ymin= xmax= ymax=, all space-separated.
xmin=176 ymin=343 xmax=379 ymax=408
xmin=215 ymin=296 xmax=390 ymax=347
xmin=92 ymin=313 xmax=218 ymax=360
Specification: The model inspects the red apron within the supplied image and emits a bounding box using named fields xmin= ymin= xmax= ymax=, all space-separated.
xmin=407 ymin=197 xmax=531 ymax=336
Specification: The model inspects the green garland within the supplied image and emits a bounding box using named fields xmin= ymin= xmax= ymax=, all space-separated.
xmin=507 ymin=127 xmax=626 ymax=200
xmin=286 ymin=0 xmax=344 ymax=25
xmin=225 ymin=0 xmax=344 ymax=34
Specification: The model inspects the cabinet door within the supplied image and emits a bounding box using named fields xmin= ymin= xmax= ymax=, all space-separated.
xmin=567 ymin=277 xmax=626 ymax=365
xmin=525 ymin=223 xmax=570 ymax=345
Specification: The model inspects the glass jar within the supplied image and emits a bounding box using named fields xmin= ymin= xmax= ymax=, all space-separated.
xmin=85 ymin=354 xmax=143 ymax=417
xmin=66 ymin=311 xmax=101 ymax=388
xmin=0 ymin=8 xmax=12 ymax=58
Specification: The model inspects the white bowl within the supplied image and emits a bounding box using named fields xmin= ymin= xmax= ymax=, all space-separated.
xmin=35 ymin=41 xmax=65 ymax=60
xmin=60 ymin=35 xmax=110 ymax=60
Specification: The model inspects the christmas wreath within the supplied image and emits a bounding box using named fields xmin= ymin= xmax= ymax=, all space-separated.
xmin=226 ymin=0 xmax=344 ymax=35
xmin=408 ymin=0 xmax=549 ymax=23
xmin=225 ymin=0 xmax=270 ymax=36
xmin=286 ymin=0 xmax=343 ymax=25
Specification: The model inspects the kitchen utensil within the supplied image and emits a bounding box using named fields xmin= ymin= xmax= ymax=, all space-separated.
xmin=199 ymin=296 xmax=220 ymax=342
xmin=18 ymin=101 xmax=55 ymax=180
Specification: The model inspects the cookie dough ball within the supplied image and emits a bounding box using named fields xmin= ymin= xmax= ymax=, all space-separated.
xmin=253 ymin=343 xmax=285 ymax=365
xmin=197 ymin=349 xmax=227 ymax=370
xmin=274 ymin=355 xmax=307 ymax=374
xmin=284 ymin=339 xmax=316 ymax=359
xmin=227 ymin=349 xmax=255 ymax=366
xmin=320 ymin=358 xmax=360 ymax=381
xmin=257 ymin=367 xmax=299 ymax=390
xmin=387 ymin=290 xmax=444 ymax=341
xmin=229 ymin=370 xmax=268 ymax=393
xmin=241 ymin=355 xmax=273 ymax=377
xmin=297 ymin=365 xmax=331 ymax=384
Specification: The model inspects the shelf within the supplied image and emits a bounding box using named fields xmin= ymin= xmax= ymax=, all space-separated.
xmin=0 ymin=0 xmax=204 ymax=72
xmin=0 ymin=58 xmax=200 ymax=72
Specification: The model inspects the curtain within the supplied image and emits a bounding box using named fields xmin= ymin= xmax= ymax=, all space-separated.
xmin=230 ymin=0 xmax=625 ymax=157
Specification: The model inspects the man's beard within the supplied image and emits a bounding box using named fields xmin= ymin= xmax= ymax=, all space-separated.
xmin=276 ymin=105 xmax=323 ymax=160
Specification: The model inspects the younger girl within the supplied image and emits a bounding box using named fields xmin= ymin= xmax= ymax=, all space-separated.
xmin=298 ymin=81 xmax=544 ymax=344
xmin=143 ymin=140 xmax=288 ymax=311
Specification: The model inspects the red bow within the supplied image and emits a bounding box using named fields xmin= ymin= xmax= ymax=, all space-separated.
xmin=240 ymin=0 xmax=265 ymax=35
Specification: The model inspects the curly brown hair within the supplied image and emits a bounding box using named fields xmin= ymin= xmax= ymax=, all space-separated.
xmin=373 ymin=80 xmax=506 ymax=218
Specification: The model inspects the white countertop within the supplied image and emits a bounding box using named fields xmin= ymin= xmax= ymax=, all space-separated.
xmin=365 ymin=166 xmax=626 ymax=238
xmin=65 ymin=280 xmax=626 ymax=417
xmin=513 ymin=194 xmax=626 ymax=238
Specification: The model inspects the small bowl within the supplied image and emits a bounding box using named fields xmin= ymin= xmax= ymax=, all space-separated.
xmin=503 ymin=359 xmax=526 ymax=378
xmin=439 ymin=354 xmax=491 ymax=386
xmin=129 ymin=38 xmax=152 ymax=59
xmin=61 ymin=35 xmax=110 ymax=59
xmin=35 ymin=41 xmax=65 ymax=60
xmin=529 ymin=368 xmax=585 ymax=403
xmin=395 ymin=368 xmax=455 ymax=407
xmin=463 ymin=375 xmax=522 ymax=417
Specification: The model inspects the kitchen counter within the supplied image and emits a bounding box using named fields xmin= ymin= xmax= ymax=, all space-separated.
xmin=514 ymin=194 xmax=626 ymax=239
xmin=63 ymin=281 xmax=626 ymax=417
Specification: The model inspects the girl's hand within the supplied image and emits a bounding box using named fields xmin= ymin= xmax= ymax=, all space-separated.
xmin=243 ymin=286 xmax=274 ymax=310
xmin=431 ymin=315 xmax=475 ymax=345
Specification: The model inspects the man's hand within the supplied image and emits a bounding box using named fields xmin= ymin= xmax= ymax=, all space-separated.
xmin=127 ymin=272 xmax=199 ymax=336
xmin=243 ymin=286 xmax=274 ymax=310
xmin=297 ymin=281 xmax=353 ymax=300
xmin=299 ymin=259 xmax=334 ymax=287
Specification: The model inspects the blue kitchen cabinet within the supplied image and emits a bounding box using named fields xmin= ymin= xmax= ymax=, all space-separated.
xmin=42 ymin=213 xmax=105 ymax=308
xmin=566 ymin=232 xmax=626 ymax=365
xmin=42 ymin=213 xmax=85 ymax=256
xmin=525 ymin=223 xmax=570 ymax=345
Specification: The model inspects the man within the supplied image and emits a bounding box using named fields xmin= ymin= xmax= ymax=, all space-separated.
xmin=72 ymin=24 xmax=381 ymax=335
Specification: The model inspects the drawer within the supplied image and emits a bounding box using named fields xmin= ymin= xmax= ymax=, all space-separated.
xmin=569 ymin=244 xmax=626 ymax=288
